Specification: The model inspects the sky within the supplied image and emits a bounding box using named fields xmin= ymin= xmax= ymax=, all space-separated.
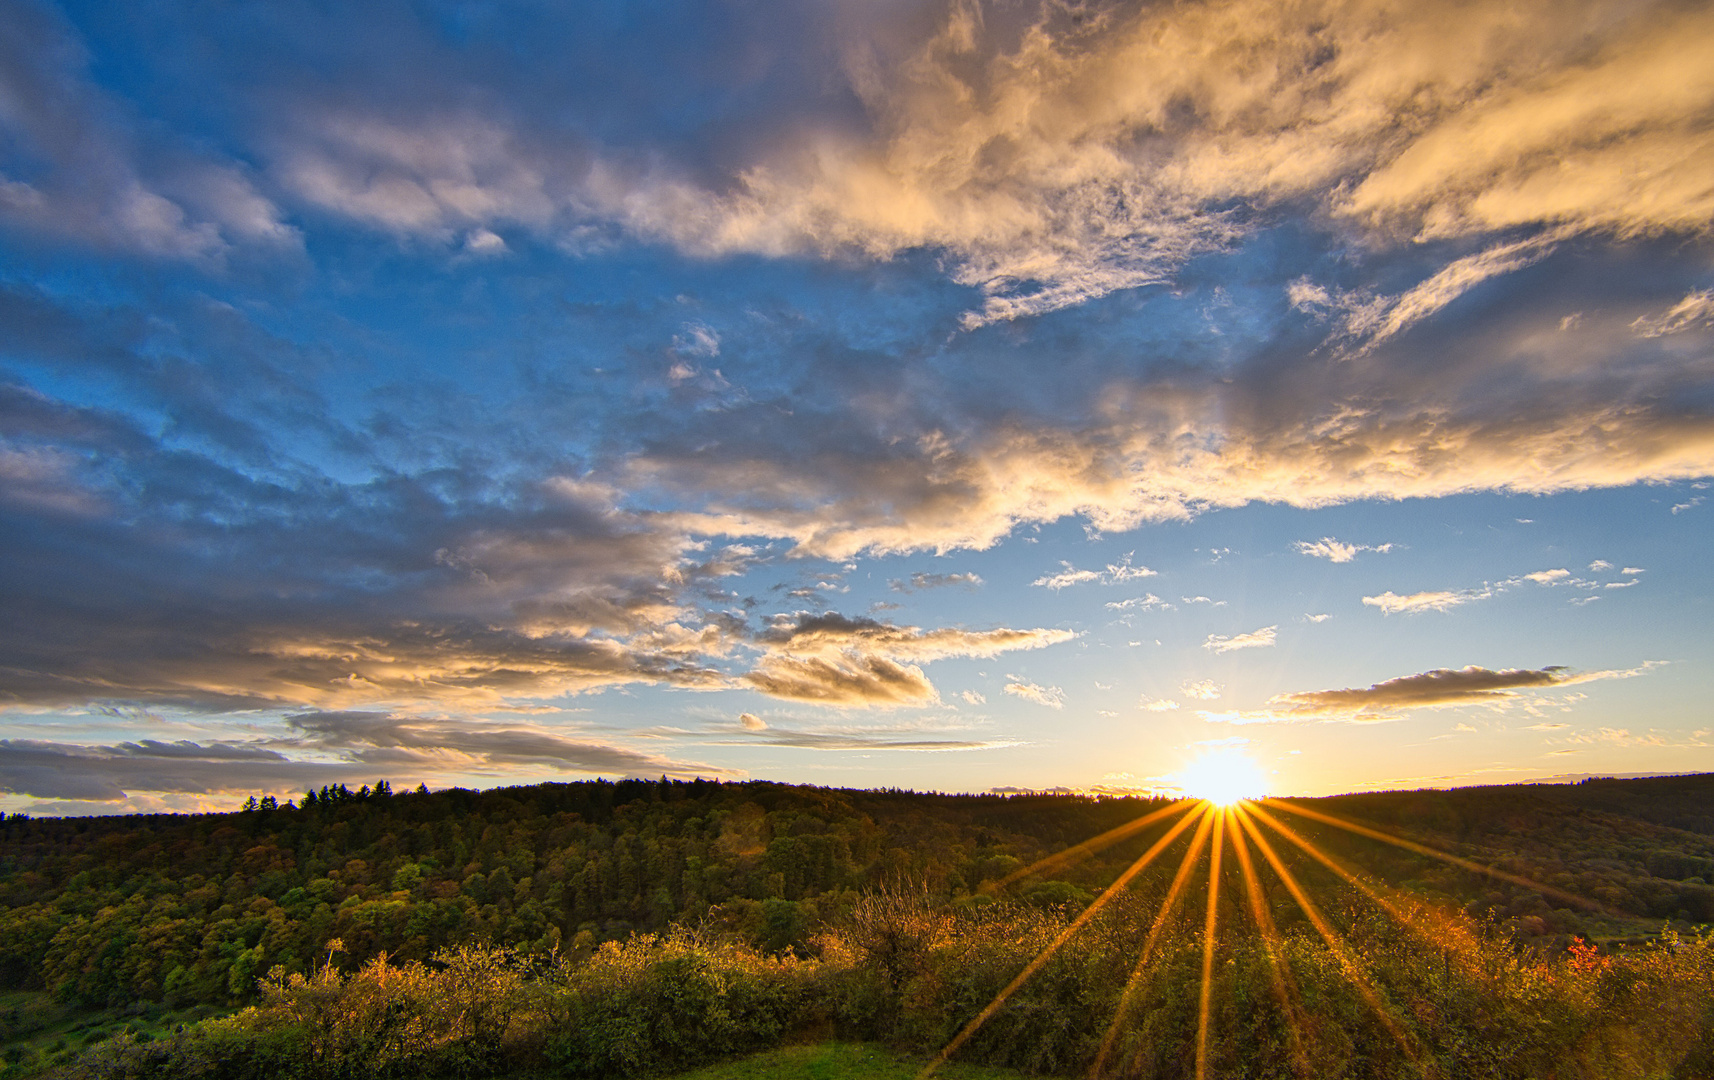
xmin=1 ymin=0 xmax=1712 ymax=814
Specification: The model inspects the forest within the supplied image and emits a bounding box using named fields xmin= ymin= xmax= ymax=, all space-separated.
xmin=1 ymin=774 xmax=1712 ymax=1078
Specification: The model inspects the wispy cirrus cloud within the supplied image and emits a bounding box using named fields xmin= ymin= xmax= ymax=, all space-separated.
xmin=1294 ymin=537 xmax=1394 ymax=563
xmin=1003 ymin=676 xmax=1065 ymax=709
xmin=1363 ymin=589 xmax=1490 ymax=614
xmin=1031 ymin=554 xmax=1155 ymax=590
xmin=1180 ymin=680 xmax=1222 ymax=702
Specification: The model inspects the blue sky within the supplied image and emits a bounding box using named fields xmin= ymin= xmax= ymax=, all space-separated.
xmin=1 ymin=0 xmax=1712 ymax=812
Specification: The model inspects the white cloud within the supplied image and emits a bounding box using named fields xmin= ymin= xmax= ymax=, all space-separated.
xmin=1588 ymin=560 xmax=1613 ymax=571
xmin=1141 ymin=697 xmax=1181 ymax=712
xmin=1294 ymin=537 xmax=1394 ymax=563
xmin=1304 ymin=613 xmax=1332 ymax=623
xmin=1362 ymin=589 xmax=1488 ymax=614
xmin=1203 ymin=626 xmax=1278 ymax=653
xmin=464 ymin=227 xmax=507 ymax=254
xmin=1523 ymin=568 xmax=1571 ymax=584
xmin=1004 ymin=677 xmax=1065 ymax=709
xmin=738 ymin=713 xmax=767 ymax=731
xmin=1032 ymin=554 xmax=1155 ymax=590
xmin=1181 ymin=679 xmax=1223 ymax=701
xmin=1106 ymin=593 xmax=1170 ymax=612
xmin=960 ymin=690 xmax=986 ymax=706
xmin=1632 ymin=290 xmax=1714 ymax=337
xmin=1031 ymin=565 xmax=1103 ymax=590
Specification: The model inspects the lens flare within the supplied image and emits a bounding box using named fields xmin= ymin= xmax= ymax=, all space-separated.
xmin=1175 ymin=748 xmax=1268 ymax=805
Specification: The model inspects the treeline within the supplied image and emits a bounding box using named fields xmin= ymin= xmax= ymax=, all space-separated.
xmin=1294 ymin=777 xmax=1714 ymax=928
xmin=3 ymin=775 xmax=1714 ymax=1019
xmin=0 ymin=779 xmax=1164 ymax=1011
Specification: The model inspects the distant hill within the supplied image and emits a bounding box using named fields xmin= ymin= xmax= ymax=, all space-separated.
xmin=1 ymin=774 xmax=1710 ymax=1016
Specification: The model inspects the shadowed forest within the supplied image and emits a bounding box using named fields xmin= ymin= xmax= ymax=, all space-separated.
xmin=2 ymin=775 xmax=1713 ymax=1078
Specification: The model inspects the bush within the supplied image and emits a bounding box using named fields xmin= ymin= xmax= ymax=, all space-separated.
xmin=546 ymin=931 xmax=821 ymax=1077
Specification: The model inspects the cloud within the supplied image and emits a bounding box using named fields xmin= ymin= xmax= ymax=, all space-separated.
xmin=0 ymin=711 xmax=732 ymax=802
xmin=1672 ymin=497 xmax=1703 ymax=514
xmin=890 ymin=571 xmax=984 ymax=592
xmin=1140 ymin=696 xmax=1180 ymax=712
xmin=960 ymin=690 xmax=986 ymax=705
xmin=742 ymin=653 xmax=938 ymax=707
xmin=1338 ymin=233 xmax=1566 ymax=350
xmin=1304 ymin=613 xmax=1332 ymax=623
xmin=1106 ymin=593 xmax=1169 ymax=612
xmin=249 ymin=0 xmax=1714 ymax=327
xmin=1181 ymin=679 xmax=1222 ymax=701
xmin=1632 ymin=290 xmax=1714 ymax=337
xmin=705 ymin=715 xmax=1018 ymax=752
xmin=1589 ymin=560 xmax=1613 ymax=572
xmin=1203 ymin=626 xmax=1278 ymax=653
xmin=1003 ymin=677 xmax=1064 ymax=709
xmin=738 ymin=712 xmax=767 ymax=731
xmin=1031 ymin=554 xmax=1154 ymax=590
xmin=0 ymin=2 xmax=296 ymax=259
xmin=1294 ymin=537 xmax=1394 ymax=563
xmin=1268 ymin=663 xmax=1659 ymax=721
xmin=1524 ymin=568 xmax=1571 ymax=584
xmin=1362 ymin=589 xmax=1488 ymax=614
xmin=742 ymin=612 xmax=1074 ymax=707
xmin=1032 ymin=566 xmax=1102 ymax=590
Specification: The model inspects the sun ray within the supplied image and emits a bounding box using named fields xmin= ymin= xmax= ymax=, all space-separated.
xmin=1090 ymin=802 xmax=1217 ymax=1078
xmin=1231 ymin=803 xmax=1432 ymax=1076
xmin=989 ymin=800 xmax=1195 ymax=893
xmin=1195 ymin=807 xmax=1227 ymax=1080
xmin=1228 ymin=808 xmax=1311 ymax=1077
xmin=1245 ymin=802 xmax=1485 ymax=980
xmin=918 ymin=800 xmax=1204 ymax=1079
xmin=1263 ymin=798 xmax=1605 ymax=913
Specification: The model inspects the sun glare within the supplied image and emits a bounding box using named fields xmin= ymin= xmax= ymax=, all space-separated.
xmin=1175 ymin=748 xmax=1269 ymax=805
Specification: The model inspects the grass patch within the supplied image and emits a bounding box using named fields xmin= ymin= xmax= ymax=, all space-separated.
xmin=669 ymin=1042 xmax=1028 ymax=1080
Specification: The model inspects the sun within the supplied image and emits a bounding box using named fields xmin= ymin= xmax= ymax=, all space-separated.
xmin=1174 ymin=748 xmax=1269 ymax=805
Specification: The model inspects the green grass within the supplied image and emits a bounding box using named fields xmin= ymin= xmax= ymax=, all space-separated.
xmin=0 ymin=992 xmax=223 ymax=1077
xmin=667 ymin=1043 xmax=1029 ymax=1080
